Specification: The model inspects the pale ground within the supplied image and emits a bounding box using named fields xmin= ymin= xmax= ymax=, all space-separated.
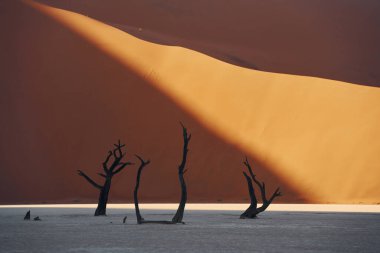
xmin=0 ymin=205 xmax=380 ymax=253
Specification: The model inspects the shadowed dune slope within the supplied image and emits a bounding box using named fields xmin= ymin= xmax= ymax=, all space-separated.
xmin=0 ymin=0 xmax=379 ymax=204
xmin=0 ymin=0 xmax=303 ymax=204
xmin=37 ymin=0 xmax=380 ymax=87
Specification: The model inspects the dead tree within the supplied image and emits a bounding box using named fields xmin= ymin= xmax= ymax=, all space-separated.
xmin=77 ymin=140 xmax=132 ymax=216
xmin=132 ymin=124 xmax=191 ymax=224
xmin=240 ymin=157 xmax=281 ymax=219
xmin=172 ymin=123 xmax=191 ymax=223
xmin=134 ymin=155 xmax=150 ymax=224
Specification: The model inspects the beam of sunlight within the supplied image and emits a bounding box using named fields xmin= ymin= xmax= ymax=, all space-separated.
xmin=24 ymin=0 xmax=380 ymax=203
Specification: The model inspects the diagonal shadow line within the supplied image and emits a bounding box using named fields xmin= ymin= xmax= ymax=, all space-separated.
xmin=0 ymin=0 xmax=310 ymax=204
xmin=35 ymin=0 xmax=380 ymax=87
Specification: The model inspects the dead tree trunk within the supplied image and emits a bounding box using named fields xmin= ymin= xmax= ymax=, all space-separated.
xmin=134 ymin=155 xmax=150 ymax=224
xmin=132 ymin=124 xmax=191 ymax=225
xmin=94 ymin=179 xmax=111 ymax=216
xmin=172 ymin=123 xmax=191 ymax=223
xmin=77 ymin=140 xmax=132 ymax=216
xmin=240 ymin=157 xmax=281 ymax=219
xmin=133 ymin=154 xmax=178 ymax=224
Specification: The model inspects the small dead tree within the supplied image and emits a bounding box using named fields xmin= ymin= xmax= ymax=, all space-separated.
xmin=132 ymin=123 xmax=191 ymax=224
xmin=23 ymin=210 xmax=30 ymax=220
xmin=240 ymin=157 xmax=282 ymax=219
xmin=77 ymin=140 xmax=132 ymax=216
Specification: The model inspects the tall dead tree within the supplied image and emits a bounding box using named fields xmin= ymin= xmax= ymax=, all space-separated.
xmin=132 ymin=124 xmax=191 ymax=224
xmin=172 ymin=123 xmax=191 ymax=223
xmin=77 ymin=140 xmax=132 ymax=216
xmin=240 ymin=157 xmax=282 ymax=219
xmin=134 ymin=155 xmax=150 ymax=224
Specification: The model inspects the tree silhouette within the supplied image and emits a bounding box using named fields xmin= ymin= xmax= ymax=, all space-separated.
xmin=172 ymin=123 xmax=191 ymax=223
xmin=240 ymin=157 xmax=282 ymax=219
xmin=77 ymin=140 xmax=132 ymax=216
xmin=134 ymin=154 xmax=150 ymax=224
xmin=133 ymin=123 xmax=191 ymax=224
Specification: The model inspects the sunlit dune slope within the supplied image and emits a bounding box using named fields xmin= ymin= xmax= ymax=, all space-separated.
xmin=0 ymin=0 xmax=379 ymax=204
xmin=38 ymin=0 xmax=380 ymax=87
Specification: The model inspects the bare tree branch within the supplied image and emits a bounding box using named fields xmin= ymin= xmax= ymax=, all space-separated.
xmin=243 ymin=158 xmax=266 ymax=202
xmin=242 ymin=172 xmax=257 ymax=208
xmin=269 ymin=187 xmax=282 ymax=203
xmin=108 ymin=152 xmax=125 ymax=173
xmin=240 ymin=157 xmax=282 ymax=219
xmin=243 ymin=156 xmax=255 ymax=179
xmin=77 ymin=170 xmax=102 ymax=190
xmin=98 ymin=173 xmax=107 ymax=178
xmin=112 ymin=162 xmax=133 ymax=175
xmin=113 ymin=139 xmax=125 ymax=159
xmin=102 ymin=151 xmax=113 ymax=174
xmin=135 ymin=154 xmax=150 ymax=165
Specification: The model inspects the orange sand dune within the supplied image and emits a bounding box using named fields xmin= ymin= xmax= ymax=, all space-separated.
xmin=37 ymin=0 xmax=380 ymax=87
xmin=0 ymin=0 xmax=379 ymax=204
